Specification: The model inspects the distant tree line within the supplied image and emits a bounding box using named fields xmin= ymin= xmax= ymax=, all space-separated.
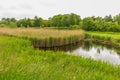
xmin=0 ymin=13 xmax=120 ymax=32
xmin=82 ymin=14 xmax=120 ymax=32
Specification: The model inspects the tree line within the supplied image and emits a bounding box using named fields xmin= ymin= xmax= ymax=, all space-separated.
xmin=0 ymin=13 xmax=120 ymax=32
xmin=0 ymin=13 xmax=80 ymax=28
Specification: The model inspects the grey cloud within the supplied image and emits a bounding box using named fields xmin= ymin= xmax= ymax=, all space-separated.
xmin=9 ymin=4 xmax=33 ymax=10
xmin=0 ymin=10 xmax=36 ymax=18
xmin=20 ymin=4 xmax=33 ymax=10
xmin=0 ymin=12 xmax=15 ymax=19
xmin=38 ymin=1 xmax=56 ymax=8
xmin=9 ymin=6 xmax=18 ymax=10
xmin=0 ymin=0 xmax=120 ymax=19
xmin=0 ymin=5 xmax=5 ymax=10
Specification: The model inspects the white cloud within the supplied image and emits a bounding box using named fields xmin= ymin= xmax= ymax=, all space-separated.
xmin=0 ymin=0 xmax=120 ymax=19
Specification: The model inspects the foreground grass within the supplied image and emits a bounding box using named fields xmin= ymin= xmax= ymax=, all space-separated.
xmin=0 ymin=28 xmax=85 ymax=47
xmin=86 ymin=32 xmax=120 ymax=46
xmin=0 ymin=36 xmax=120 ymax=80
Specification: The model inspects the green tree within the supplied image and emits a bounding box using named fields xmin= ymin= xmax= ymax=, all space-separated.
xmin=33 ymin=16 xmax=43 ymax=27
xmin=82 ymin=17 xmax=96 ymax=31
xmin=104 ymin=15 xmax=113 ymax=22
xmin=114 ymin=14 xmax=120 ymax=24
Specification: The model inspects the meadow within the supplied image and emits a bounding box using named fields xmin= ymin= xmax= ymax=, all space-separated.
xmin=0 ymin=36 xmax=120 ymax=80
xmin=0 ymin=28 xmax=120 ymax=80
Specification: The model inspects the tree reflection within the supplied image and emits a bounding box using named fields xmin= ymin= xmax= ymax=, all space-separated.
xmin=82 ymin=39 xmax=92 ymax=51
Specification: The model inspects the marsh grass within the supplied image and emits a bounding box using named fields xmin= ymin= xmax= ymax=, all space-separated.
xmin=0 ymin=28 xmax=85 ymax=48
xmin=86 ymin=32 xmax=120 ymax=47
xmin=0 ymin=36 xmax=120 ymax=80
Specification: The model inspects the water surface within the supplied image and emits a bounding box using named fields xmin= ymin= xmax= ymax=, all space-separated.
xmin=41 ymin=40 xmax=120 ymax=65
xmin=68 ymin=40 xmax=120 ymax=65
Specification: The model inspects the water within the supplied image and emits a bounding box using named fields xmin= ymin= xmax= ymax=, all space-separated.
xmin=40 ymin=40 xmax=120 ymax=65
xmin=68 ymin=40 xmax=120 ymax=65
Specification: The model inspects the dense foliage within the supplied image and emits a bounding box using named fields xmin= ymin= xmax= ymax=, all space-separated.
xmin=82 ymin=15 xmax=120 ymax=32
xmin=0 ymin=13 xmax=81 ymax=28
xmin=0 ymin=13 xmax=120 ymax=31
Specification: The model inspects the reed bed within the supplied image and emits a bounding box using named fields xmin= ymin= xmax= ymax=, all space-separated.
xmin=0 ymin=28 xmax=85 ymax=48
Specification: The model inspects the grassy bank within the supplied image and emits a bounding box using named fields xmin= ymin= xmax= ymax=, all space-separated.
xmin=0 ymin=28 xmax=84 ymax=48
xmin=0 ymin=36 xmax=120 ymax=80
xmin=86 ymin=32 xmax=120 ymax=47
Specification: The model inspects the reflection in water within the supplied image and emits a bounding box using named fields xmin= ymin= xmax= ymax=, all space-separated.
xmin=68 ymin=40 xmax=120 ymax=65
xmin=97 ymin=48 xmax=100 ymax=54
xmin=40 ymin=42 xmax=83 ymax=52
xmin=40 ymin=39 xmax=120 ymax=65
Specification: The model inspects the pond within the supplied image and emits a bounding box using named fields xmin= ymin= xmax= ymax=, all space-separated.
xmin=40 ymin=39 xmax=120 ymax=65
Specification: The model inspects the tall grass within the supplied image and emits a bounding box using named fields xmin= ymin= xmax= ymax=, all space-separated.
xmin=0 ymin=36 xmax=120 ymax=80
xmin=0 ymin=28 xmax=85 ymax=48
xmin=86 ymin=32 xmax=120 ymax=47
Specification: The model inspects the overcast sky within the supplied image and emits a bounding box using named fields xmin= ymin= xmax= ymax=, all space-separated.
xmin=0 ymin=0 xmax=120 ymax=19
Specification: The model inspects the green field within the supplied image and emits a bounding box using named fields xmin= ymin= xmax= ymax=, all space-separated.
xmin=0 ymin=36 xmax=120 ymax=80
xmin=0 ymin=28 xmax=120 ymax=80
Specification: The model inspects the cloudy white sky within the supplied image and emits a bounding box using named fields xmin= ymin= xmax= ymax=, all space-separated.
xmin=0 ymin=0 xmax=120 ymax=19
